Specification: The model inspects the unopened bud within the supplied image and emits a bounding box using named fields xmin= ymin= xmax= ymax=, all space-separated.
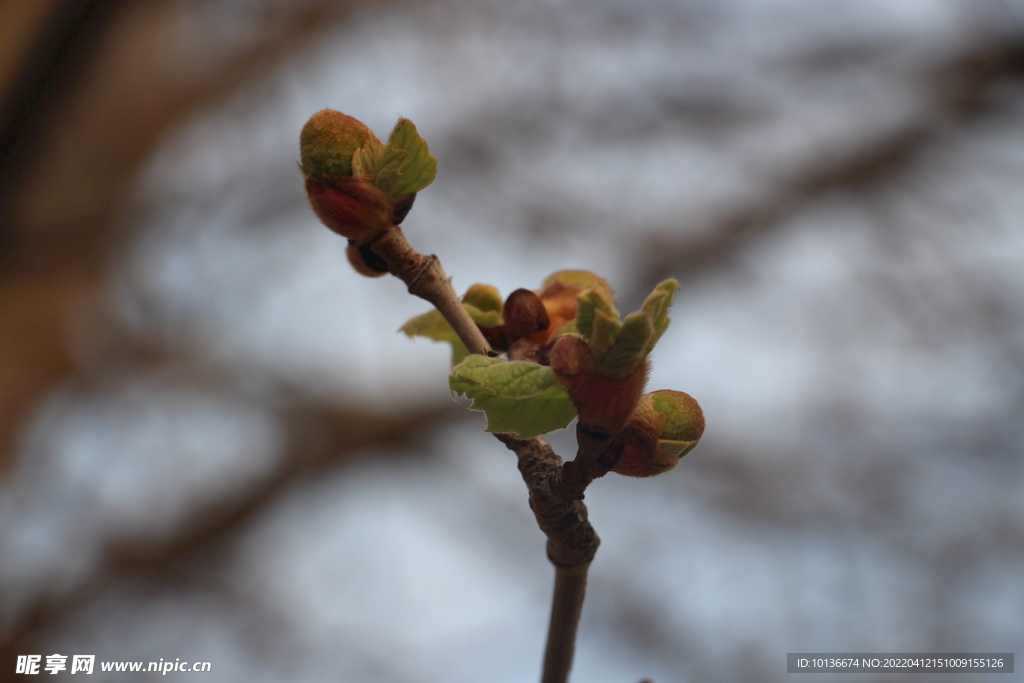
xmin=462 ymin=284 xmax=503 ymax=313
xmin=550 ymin=336 xmax=648 ymax=433
xmin=305 ymin=175 xmax=393 ymax=241
xmin=503 ymin=289 xmax=550 ymax=342
xmin=613 ymin=390 xmax=704 ymax=477
xmin=460 ymin=284 xmax=508 ymax=350
xmin=300 ymin=109 xmax=378 ymax=179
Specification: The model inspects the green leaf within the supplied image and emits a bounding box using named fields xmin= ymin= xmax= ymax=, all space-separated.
xmin=571 ymin=278 xmax=680 ymax=379
xmin=449 ymin=356 xmax=577 ymax=438
xmin=401 ymin=304 xmax=501 ymax=366
xmin=640 ymin=279 xmax=678 ymax=354
xmin=657 ymin=438 xmax=700 ymax=458
xmin=604 ymin=311 xmax=654 ymax=369
xmin=575 ymin=288 xmax=620 ymax=345
xmin=373 ymin=148 xmax=407 ymax=199
xmin=351 ymin=136 xmax=385 ymax=180
xmin=553 ymin=318 xmax=578 ymax=337
xmin=376 ymin=118 xmax=438 ymax=200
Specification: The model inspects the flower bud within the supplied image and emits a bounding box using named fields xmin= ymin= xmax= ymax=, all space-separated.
xmin=550 ymin=335 xmax=648 ymax=433
xmin=305 ymin=175 xmax=393 ymax=241
xmin=300 ymin=109 xmax=378 ymax=179
xmin=346 ymin=242 xmax=389 ymax=278
xmin=613 ymin=390 xmax=704 ymax=477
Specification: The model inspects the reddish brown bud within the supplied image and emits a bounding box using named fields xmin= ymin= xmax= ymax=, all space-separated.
xmin=503 ymin=288 xmax=550 ymax=342
xmin=305 ymin=175 xmax=392 ymax=241
xmin=550 ymin=336 xmax=648 ymax=433
xmin=478 ymin=325 xmax=509 ymax=351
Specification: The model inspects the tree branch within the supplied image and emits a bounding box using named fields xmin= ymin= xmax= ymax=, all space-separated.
xmin=542 ymin=565 xmax=589 ymax=683
xmin=370 ymin=224 xmax=492 ymax=357
xmin=375 ymin=224 xmax=621 ymax=683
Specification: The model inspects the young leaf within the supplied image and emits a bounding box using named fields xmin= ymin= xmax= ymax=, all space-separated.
xmin=604 ymin=311 xmax=654 ymax=369
xmin=351 ymin=135 xmax=385 ymax=181
xmin=377 ymin=118 xmax=438 ymax=200
xmin=640 ymin=278 xmax=678 ymax=354
xmin=449 ymin=356 xmax=577 ymax=438
xmin=559 ymin=278 xmax=681 ymax=379
xmin=605 ymin=279 xmax=678 ymax=369
xmin=373 ymin=148 xmax=407 ymax=199
xmin=575 ymin=288 xmax=620 ymax=349
xmin=401 ymin=304 xmax=501 ymax=366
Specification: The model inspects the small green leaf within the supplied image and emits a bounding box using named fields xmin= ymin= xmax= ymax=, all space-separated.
xmin=376 ymin=118 xmax=438 ymax=200
xmin=401 ymin=304 xmax=501 ymax=366
xmin=554 ymin=319 xmax=579 ymax=337
xmin=449 ymin=356 xmax=577 ymax=438
xmin=373 ymin=148 xmax=407 ymax=199
xmin=641 ymin=279 xmax=678 ymax=354
xmin=605 ymin=311 xmax=654 ymax=369
xmin=657 ymin=438 xmax=700 ymax=458
xmin=571 ymin=278 xmax=680 ymax=379
xmin=589 ymin=307 xmax=622 ymax=363
xmin=351 ymin=136 xmax=385 ymax=180
xmin=575 ymin=288 xmax=620 ymax=345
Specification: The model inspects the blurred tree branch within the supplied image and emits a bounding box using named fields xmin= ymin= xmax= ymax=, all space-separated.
xmin=0 ymin=0 xmax=399 ymax=472
xmin=631 ymin=35 xmax=1024 ymax=299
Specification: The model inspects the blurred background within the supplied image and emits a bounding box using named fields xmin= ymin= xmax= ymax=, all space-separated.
xmin=1 ymin=0 xmax=1023 ymax=681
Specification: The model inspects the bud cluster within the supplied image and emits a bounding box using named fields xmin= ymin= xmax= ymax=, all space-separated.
xmin=460 ymin=271 xmax=705 ymax=477
xmin=301 ymin=112 xmax=704 ymax=476
xmin=299 ymin=109 xmax=438 ymax=276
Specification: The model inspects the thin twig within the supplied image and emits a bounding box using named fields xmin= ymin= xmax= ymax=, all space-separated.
xmin=543 ymin=564 xmax=589 ymax=683
xmin=370 ymin=224 xmax=492 ymax=356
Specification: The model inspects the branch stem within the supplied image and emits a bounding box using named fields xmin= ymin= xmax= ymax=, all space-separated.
xmin=373 ymin=228 xmax=613 ymax=683
xmin=370 ymin=224 xmax=492 ymax=356
xmin=542 ymin=564 xmax=590 ymax=683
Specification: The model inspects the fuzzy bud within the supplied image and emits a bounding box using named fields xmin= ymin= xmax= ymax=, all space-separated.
xmin=550 ymin=335 xmax=648 ymax=433
xmin=613 ymin=390 xmax=704 ymax=477
xmin=300 ymin=109 xmax=377 ymax=178
xmin=305 ymin=175 xmax=393 ymax=241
